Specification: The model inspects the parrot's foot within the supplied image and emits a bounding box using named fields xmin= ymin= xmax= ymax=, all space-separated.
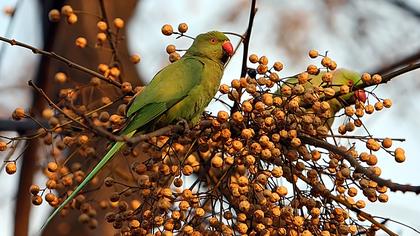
xmin=176 ymin=119 xmax=190 ymax=133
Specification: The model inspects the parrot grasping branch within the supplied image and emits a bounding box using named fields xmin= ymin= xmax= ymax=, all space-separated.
xmin=42 ymin=31 xmax=233 ymax=228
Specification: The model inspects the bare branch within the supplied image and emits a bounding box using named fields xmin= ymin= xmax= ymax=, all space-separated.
xmin=300 ymin=135 xmax=420 ymax=194
xmin=0 ymin=36 xmax=123 ymax=88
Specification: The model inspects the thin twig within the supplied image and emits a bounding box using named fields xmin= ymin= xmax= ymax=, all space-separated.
xmin=0 ymin=36 xmax=123 ymax=88
xmin=28 ymin=80 xmax=91 ymax=130
xmin=300 ymin=135 xmax=420 ymax=194
xmin=296 ymin=171 xmax=398 ymax=236
xmin=98 ymin=0 xmax=122 ymax=68
xmin=232 ymin=0 xmax=257 ymax=114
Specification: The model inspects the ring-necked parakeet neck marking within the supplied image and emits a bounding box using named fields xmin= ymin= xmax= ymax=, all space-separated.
xmin=42 ymin=31 xmax=233 ymax=229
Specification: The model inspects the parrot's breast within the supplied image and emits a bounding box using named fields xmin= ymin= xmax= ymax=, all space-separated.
xmin=156 ymin=57 xmax=224 ymax=126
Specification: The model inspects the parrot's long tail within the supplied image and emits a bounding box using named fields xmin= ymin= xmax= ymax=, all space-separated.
xmin=41 ymin=130 xmax=136 ymax=230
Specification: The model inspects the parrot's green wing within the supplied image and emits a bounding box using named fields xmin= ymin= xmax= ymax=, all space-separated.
xmin=280 ymin=69 xmax=363 ymax=128
xmin=42 ymin=58 xmax=205 ymax=230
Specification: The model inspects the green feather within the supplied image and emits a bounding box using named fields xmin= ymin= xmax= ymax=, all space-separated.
xmin=42 ymin=31 xmax=231 ymax=230
xmin=280 ymin=69 xmax=362 ymax=127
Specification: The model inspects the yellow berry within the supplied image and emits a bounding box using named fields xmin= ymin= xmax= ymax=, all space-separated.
xmin=54 ymin=72 xmax=67 ymax=83
xmin=75 ymin=37 xmax=87 ymax=48
xmin=321 ymin=56 xmax=332 ymax=67
xmin=61 ymin=5 xmax=73 ymax=16
xmin=97 ymin=32 xmax=107 ymax=42
xmin=97 ymin=21 xmax=107 ymax=31
xmin=161 ymin=24 xmax=173 ymax=36
xmin=32 ymin=195 xmax=43 ymax=205
xmin=361 ymin=73 xmax=371 ymax=84
xmin=113 ymin=18 xmax=124 ymax=29
xmin=307 ymin=64 xmax=319 ymax=75
xmin=12 ymin=107 xmax=25 ymax=120
xmin=47 ymin=162 xmax=58 ymax=172
xmin=121 ymin=82 xmax=132 ymax=93
xmin=166 ymin=44 xmax=176 ymax=54
xmin=48 ymin=9 xmax=61 ymax=22
xmin=273 ymin=61 xmax=283 ymax=71
xmin=219 ymin=84 xmax=230 ymax=94
xmin=322 ymin=72 xmax=333 ymax=83
xmin=78 ymin=135 xmax=89 ymax=145
xmin=259 ymin=56 xmax=268 ymax=65
xmin=168 ymin=52 xmax=180 ymax=62
xmin=178 ymin=23 xmax=188 ymax=33
xmin=6 ymin=162 xmax=17 ymax=175
xmin=66 ymin=13 xmax=78 ymax=24
xmin=372 ymin=74 xmax=382 ymax=84
xmin=308 ymin=49 xmax=319 ymax=58
xmin=217 ymin=111 xmax=229 ymax=123
xmin=298 ymin=72 xmax=309 ymax=84
xmin=0 ymin=141 xmax=7 ymax=151
xmin=130 ymin=54 xmax=141 ymax=64
xmin=249 ymin=54 xmax=259 ymax=63
xmin=394 ymin=147 xmax=405 ymax=163
xmin=29 ymin=184 xmax=40 ymax=195
xmin=383 ymin=99 xmax=392 ymax=108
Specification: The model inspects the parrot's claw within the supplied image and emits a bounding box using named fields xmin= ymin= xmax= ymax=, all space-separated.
xmin=176 ymin=119 xmax=190 ymax=133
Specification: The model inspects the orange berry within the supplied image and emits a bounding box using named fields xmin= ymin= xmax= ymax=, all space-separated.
xmin=219 ymin=84 xmax=230 ymax=94
xmin=29 ymin=184 xmax=40 ymax=195
xmin=322 ymin=72 xmax=333 ymax=83
xmin=121 ymin=82 xmax=132 ymax=93
xmin=6 ymin=162 xmax=16 ymax=174
xmin=249 ymin=54 xmax=259 ymax=63
xmin=130 ymin=54 xmax=141 ymax=64
xmin=217 ymin=111 xmax=229 ymax=123
xmin=178 ymin=23 xmax=188 ymax=33
xmin=321 ymin=56 xmax=332 ymax=67
xmin=372 ymin=74 xmax=382 ymax=84
xmin=394 ymin=147 xmax=405 ymax=163
xmin=66 ymin=13 xmax=78 ymax=24
xmin=97 ymin=32 xmax=107 ymax=42
xmin=32 ymin=195 xmax=43 ymax=205
xmin=78 ymin=135 xmax=89 ymax=145
xmin=47 ymin=162 xmax=58 ymax=172
xmin=97 ymin=21 xmax=107 ymax=31
xmin=61 ymin=5 xmax=73 ymax=16
xmin=48 ymin=9 xmax=61 ymax=22
xmin=273 ymin=61 xmax=283 ymax=71
xmin=75 ymin=37 xmax=87 ymax=48
xmin=54 ymin=72 xmax=67 ymax=83
xmin=166 ymin=44 xmax=176 ymax=54
xmin=307 ymin=64 xmax=319 ymax=75
xmin=308 ymin=49 xmax=319 ymax=58
xmin=161 ymin=24 xmax=173 ymax=36
xmin=113 ymin=18 xmax=124 ymax=29
xmin=259 ymin=56 xmax=268 ymax=65
xmin=0 ymin=141 xmax=7 ymax=151
xmin=383 ymin=98 xmax=392 ymax=108
xmin=168 ymin=52 xmax=180 ymax=62
xmin=361 ymin=73 xmax=371 ymax=84
xmin=12 ymin=107 xmax=25 ymax=120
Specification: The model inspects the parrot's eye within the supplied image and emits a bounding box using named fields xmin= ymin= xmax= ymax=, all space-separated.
xmin=209 ymin=38 xmax=217 ymax=44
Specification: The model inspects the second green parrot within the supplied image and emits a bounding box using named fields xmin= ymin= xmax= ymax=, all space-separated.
xmin=281 ymin=69 xmax=366 ymax=127
xmin=42 ymin=31 xmax=233 ymax=228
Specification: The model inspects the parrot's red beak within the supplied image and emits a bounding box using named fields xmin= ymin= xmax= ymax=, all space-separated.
xmin=354 ymin=90 xmax=367 ymax=103
xmin=222 ymin=41 xmax=234 ymax=57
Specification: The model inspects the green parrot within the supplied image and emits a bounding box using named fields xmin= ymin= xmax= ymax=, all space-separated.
xmin=42 ymin=31 xmax=233 ymax=228
xmin=280 ymin=69 xmax=366 ymax=127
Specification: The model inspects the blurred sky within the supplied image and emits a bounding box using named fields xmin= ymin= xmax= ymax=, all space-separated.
xmin=1 ymin=0 xmax=420 ymax=235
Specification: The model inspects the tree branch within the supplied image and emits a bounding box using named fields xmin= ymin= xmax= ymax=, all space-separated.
xmin=0 ymin=36 xmax=124 ymax=88
xmin=300 ymin=135 xmax=420 ymax=194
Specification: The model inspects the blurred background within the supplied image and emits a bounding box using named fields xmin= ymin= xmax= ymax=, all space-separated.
xmin=0 ymin=0 xmax=420 ymax=235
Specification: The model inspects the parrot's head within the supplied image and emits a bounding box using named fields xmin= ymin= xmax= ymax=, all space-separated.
xmin=187 ymin=31 xmax=233 ymax=64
